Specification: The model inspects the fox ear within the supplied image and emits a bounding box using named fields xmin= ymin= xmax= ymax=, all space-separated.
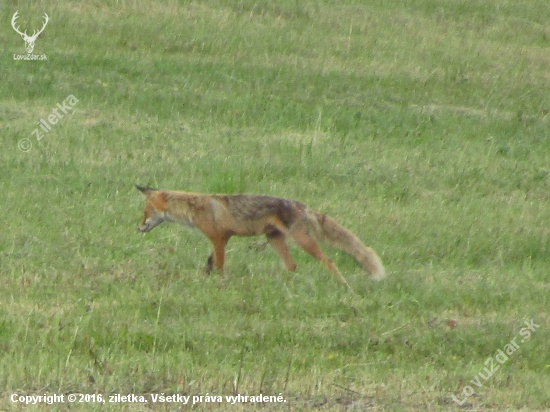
xmin=135 ymin=184 xmax=156 ymax=194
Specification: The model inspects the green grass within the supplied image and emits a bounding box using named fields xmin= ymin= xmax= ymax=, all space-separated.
xmin=1 ymin=0 xmax=550 ymax=410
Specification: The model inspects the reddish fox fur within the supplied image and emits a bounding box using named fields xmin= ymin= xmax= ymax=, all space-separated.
xmin=136 ymin=185 xmax=385 ymax=288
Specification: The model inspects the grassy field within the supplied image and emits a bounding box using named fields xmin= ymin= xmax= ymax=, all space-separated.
xmin=1 ymin=0 xmax=550 ymax=410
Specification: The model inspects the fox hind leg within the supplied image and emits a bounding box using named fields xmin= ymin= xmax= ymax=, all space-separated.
xmin=265 ymin=229 xmax=297 ymax=271
xmin=290 ymin=230 xmax=350 ymax=288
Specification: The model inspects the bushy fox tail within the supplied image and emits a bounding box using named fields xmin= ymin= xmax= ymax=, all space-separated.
xmin=314 ymin=212 xmax=385 ymax=281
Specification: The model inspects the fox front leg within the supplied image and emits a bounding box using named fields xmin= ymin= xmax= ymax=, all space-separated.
xmin=204 ymin=254 xmax=214 ymax=274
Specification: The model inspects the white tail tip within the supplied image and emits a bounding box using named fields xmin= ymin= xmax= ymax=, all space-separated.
xmin=370 ymin=267 xmax=386 ymax=281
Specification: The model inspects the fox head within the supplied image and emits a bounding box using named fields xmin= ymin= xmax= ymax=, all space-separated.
xmin=136 ymin=185 xmax=168 ymax=232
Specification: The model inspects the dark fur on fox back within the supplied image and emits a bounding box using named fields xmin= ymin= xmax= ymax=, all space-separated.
xmin=214 ymin=194 xmax=306 ymax=227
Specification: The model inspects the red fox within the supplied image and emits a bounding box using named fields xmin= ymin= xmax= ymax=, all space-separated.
xmin=136 ymin=185 xmax=385 ymax=288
